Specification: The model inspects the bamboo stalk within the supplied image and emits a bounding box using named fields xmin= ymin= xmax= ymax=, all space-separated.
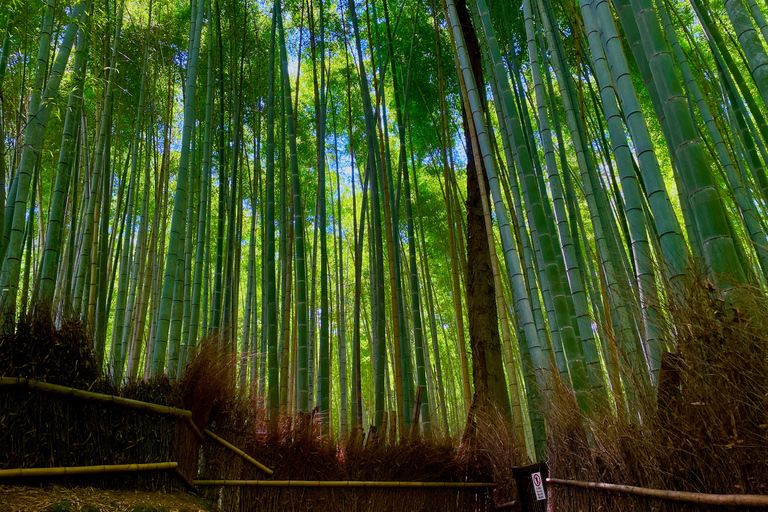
xmin=193 ymin=480 xmax=497 ymax=488
xmin=174 ymin=467 xmax=198 ymax=492
xmin=547 ymin=478 xmax=768 ymax=507
xmin=0 ymin=462 xmax=178 ymax=479
xmin=184 ymin=417 xmax=204 ymax=441
xmin=408 ymin=385 xmax=423 ymax=438
xmin=0 ymin=376 xmax=191 ymax=420
xmin=203 ymin=429 xmax=273 ymax=475
xmin=0 ymin=376 xmax=205 ymax=441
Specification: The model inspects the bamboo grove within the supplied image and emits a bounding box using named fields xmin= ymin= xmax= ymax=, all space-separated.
xmin=3 ymin=0 xmax=768 ymax=462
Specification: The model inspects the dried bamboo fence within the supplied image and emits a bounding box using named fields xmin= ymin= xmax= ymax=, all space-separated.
xmin=0 ymin=376 xmax=497 ymax=511
xmin=0 ymin=327 xmax=499 ymax=511
xmin=0 ymin=376 xmax=202 ymax=491
xmin=195 ymin=402 xmax=497 ymax=512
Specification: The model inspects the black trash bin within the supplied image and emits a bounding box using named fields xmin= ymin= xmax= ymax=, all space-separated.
xmin=512 ymin=462 xmax=548 ymax=512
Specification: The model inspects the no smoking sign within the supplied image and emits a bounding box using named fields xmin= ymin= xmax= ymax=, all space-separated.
xmin=531 ymin=471 xmax=546 ymax=501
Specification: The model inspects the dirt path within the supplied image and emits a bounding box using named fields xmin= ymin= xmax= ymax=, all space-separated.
xmin=0 ymin=486 xmax=214 ymax=512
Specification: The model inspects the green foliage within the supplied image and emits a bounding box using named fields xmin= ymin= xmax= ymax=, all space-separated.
xmin=4 ymin=0 xmax=768 ymax=450
xmin=46 ymin=500 xmax=72 ymax=512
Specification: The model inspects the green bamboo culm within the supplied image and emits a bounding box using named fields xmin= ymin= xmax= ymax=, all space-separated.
xmin=316 ymin=0 xmax=331 ymax=424
xmin=721 ymin=0 xmax=768 ymax=112
xmin=539 ymin=0 xmax=647 ymax=397
xmin=265 ymin=1 xmax=280 ymax=425
xmin=222 ymin=8 xmax=247 ymax=338
xmin=518 ymin=0 xmax=606 ymax=399
xmin=37 ymin=3 xmax=91 ymax=311
xmin=0 ymin=0 xmax=88 ymax=319
xmin=332 ymin=106 xmax=348 ymax=436
xmin=166 ymin=0 xmax=199 ymax=377
xmin=576 ymin=0 xmax=664 ymax=384
xmin=276 ymin=0 xmax=310 ymax=416
xmin=151 ymin=0 xmax=207 ymax=374
xmin=470 ymin=0 xmax=593 ymax=415
xmin=614 ymin=0 xmax=750 ymax=289
xmin=0 ymin=0 xmax=54 ymax=268
xmin=655 ymin=0 xmax=768 ymax=282
xmin=381 ymin=0 xmax=430 ymax=436
xmin=589 ymin=0 xmax=691 ymax=327
xmin=0 ymin=14 xmax=9 ymax=239
xmin=445 ymin=0 xmax=553 ymax=459
xmin=210 ymin=0 xmax=227 ymax=334
xmin=347 ymin=0 xmax=388 ymax=430
xmin=189 ymin=0 xmax=214 ymax=359
xmin=113 ymin=2 xmax=153 ymax=381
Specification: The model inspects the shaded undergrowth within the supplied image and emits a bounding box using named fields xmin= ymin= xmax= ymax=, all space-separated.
xmin=0 ymin=316 xmax=502 ymax=511
xmin=191 ymin=359 xmax=500 ymax=511
xmin=0 ymin=314 xmax=194 ymax=491
xmin=5 ymin=274 xmax=763 ymax=512
xmin=547 ymin=275 xmax=768 ymax=510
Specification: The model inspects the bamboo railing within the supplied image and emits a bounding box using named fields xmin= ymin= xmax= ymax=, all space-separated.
xmin=2 ymin=376 xmax=493 ymax=493
xmin=0 ymin=462 xmax=178 ymax=478
xmin=547 ymin=478 xmax=768 ymax=507
xmin=0 ymin=375 xmax=274 ymax=476
xmin=193 ymin=480 xmax=497 ymax=488
xmin=0 ymin=376 xmax=204 ymax=440
xmin=203 ymin=429 xmax=274 ymax=475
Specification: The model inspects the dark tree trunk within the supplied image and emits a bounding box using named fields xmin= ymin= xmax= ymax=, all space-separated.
xmin=455 ymin=0 xmax=511 ymax=417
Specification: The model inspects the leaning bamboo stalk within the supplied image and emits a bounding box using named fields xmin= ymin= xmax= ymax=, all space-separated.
xmin=0 ymin=376 xmax=200 ymax=437
xmin=0 ymin=462 xmax=178 ymax=479
xmin=408 ymin=385 xmax=424 ymax=438
xmin=173 ymin=467 xmax=197 ymax=492
xmin=1 ymin=376 xmax=206 ymax=441
xmin=430 ymin=10 xmax=471 ymax=414
xmin=547 ymin=478 xmax=768 ymax=507
xmin=203 ymin=429 xmax=273 ymax=475
xmin=184 ymin=418 xmax=204 ymax=441
xmin=193 ymin=480 xmax=497 ymax=488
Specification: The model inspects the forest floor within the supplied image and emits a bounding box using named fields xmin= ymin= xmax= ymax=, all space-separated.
xmin=0 ymin=486 xmax=216 ymax=512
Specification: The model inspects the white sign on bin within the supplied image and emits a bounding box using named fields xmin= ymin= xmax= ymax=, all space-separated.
xmin=531 ymin=472 xmax=546 ymax=501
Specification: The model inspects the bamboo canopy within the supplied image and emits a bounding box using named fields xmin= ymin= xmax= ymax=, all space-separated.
xmin=4 ymin=0 xmax=768 ymax=471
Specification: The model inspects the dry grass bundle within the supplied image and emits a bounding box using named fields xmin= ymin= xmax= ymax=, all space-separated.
xmin=473 ymin=403 xmax=530 ymax=506
xmin=121 ymin=376 xmax=182 ymax=407
xmin=174 ymin=334 xmax=498 ymax=511
xmin=179 ymin=336 xmax=237 ymax=430
xmin=547 ymin=274 xmax=768 ymax=511
xmin=202 ymin=431 xmax=493 ymax=510
xmin=194 ymin=395 xmax=495 ymax=512
xmin=0 ymin=313 xmax=100 ymax=389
